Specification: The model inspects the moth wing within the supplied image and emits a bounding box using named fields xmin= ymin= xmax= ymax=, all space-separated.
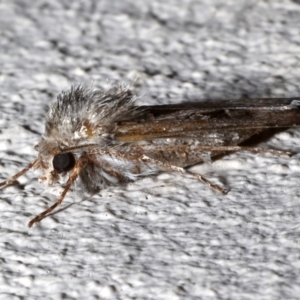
xmin=115 ymin=98 xmax=300 ymax=144
xmin=113 ymin=98 xmax=300 ymax=167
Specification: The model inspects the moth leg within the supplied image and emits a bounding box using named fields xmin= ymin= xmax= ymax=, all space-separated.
xmin=28 ymin=157 xmax=86 ymax=228
xmin=192 ymin=146 xmax=292 ymax=157
xmin=88 ymin=156 xmax=128 ymax=182
xmin=140 ymin=154 xmax=228 ymax=195
xmin=0 ymin=159 xmax=39 ymax=189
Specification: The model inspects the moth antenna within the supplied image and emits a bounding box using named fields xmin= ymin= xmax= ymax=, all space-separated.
xmin=140 ymin=154 xmax=228 ymax=195
xmin=0 ymin=159 xmax=40 ymax=189
xmin=60 ymin=143 xmax=99 ymax=153
xmin=28 ymin=156 xmax=86 ymax=227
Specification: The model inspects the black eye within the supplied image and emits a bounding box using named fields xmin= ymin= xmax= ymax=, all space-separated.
xmin=53 ymin=153 xmax=76 ymax=173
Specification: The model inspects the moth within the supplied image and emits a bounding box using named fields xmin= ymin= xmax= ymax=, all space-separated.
xmin=1 ymin=84 xmax=300 ymax=227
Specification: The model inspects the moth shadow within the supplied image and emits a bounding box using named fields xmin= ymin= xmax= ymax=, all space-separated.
xmin=239 ymin=128 xmax=288 ymax=148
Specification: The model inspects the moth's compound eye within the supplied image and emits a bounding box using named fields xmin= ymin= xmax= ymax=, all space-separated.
xmin=52 ymin=153 xmax=76 ymax=173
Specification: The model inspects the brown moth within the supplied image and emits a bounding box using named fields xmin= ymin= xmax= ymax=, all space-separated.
xmin=1 ymin=84 xmax=300 ymax=227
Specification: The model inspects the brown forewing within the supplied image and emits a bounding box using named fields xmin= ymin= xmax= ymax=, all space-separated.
xmin=113 ymin=98 xmax=300 ymax=167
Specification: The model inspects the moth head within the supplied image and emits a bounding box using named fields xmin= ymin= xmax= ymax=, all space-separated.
xmin=36 ymin=140 xmax=77 ymax=187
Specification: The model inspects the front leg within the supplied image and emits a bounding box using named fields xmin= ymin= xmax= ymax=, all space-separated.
xmin=28 ymin=156 xmax=87 ymax=227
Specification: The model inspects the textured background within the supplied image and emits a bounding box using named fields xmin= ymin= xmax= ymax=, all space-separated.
xmin=1 ymin=0 xmax=300 ymax=299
